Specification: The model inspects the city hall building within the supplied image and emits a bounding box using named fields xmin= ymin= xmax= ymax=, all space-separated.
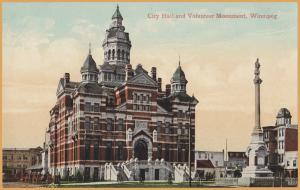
xmin=46 ymin=6 xmax=198 ymax=181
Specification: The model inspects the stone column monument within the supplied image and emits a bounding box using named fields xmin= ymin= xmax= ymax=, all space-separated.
xmin=241 ymin=58 xmax=273 ymax=178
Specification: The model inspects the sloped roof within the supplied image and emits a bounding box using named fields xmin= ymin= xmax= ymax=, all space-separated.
xmin=196 ymin=160 xmax=215 ymax=168
xmin=171 ymin=65 xmax=187 ymax=83
xmin=77 ymin=83 xmax=103 ymax=94
xmin=276 ymin=108 xmax=292 ymax=118
xmin=80 ymin=54 xmax=98 ymax=73
xmin=112 ymin=5 xmax=123 ymax=20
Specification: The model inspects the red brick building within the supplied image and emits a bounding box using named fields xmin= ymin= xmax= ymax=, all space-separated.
xmin=47 ymin=6 xmax=198 ymax=180
xmin=263 ymin=108 xmax=298 ymax=177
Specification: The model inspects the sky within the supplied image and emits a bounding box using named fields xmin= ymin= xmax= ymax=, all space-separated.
xmin=2 ymin=2 xmax=298 ymax=152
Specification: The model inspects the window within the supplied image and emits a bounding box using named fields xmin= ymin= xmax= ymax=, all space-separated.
xmin=215 ymin=161 xmax=218 ymax=167
xmin=107 ymin=118 xmax=113 ymax=131
xmin=94 ymin=118 xmax=100 ymax=130
xmin=133 ymin=105 xmax=137 ymax=110
xmin=85 ymin=143 xmax=90 ymax=160
xmin=157 ymin=145 xmax=162 ymax=159
xmin=85 ymin=117 xmax=91 ymax=132
xmin=106 ymin=142 xmax=112 ymax=160
xmin=117 ymin=119 xmax=124 ymax=131
xmin=94 ymin=143 xmax=99 ymax=160
xmin=287 ymin=161 xmax=290 ymax=166
xmin=293 ymin=160 xmax=296 ymax=167
xmin=211 ymin=154 xmax=214 ymax=159
xmin=94 ymin=103 xmax=100 ymax=112
xmin=117 ymin=142 xmax=124 ymax=160
xmin=74 ymin=141 xmax=78 ymax=160
xmin=157 ymin=121 xmax=162 ymax=133
xmin=178 ymin=110 xmax=183 ymax=118
xmin=85 ymin=102 xmax=91 ymax=112
xmin=165 ymin=123 xmax=170 ymax=134
xmin=177 ymin=128 xmax=182 ymax=135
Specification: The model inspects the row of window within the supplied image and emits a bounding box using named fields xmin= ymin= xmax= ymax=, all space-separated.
xmin=82 ymin=74 xmax=97 ymax=81
xmin=3 ymin=155 xmax=28 ymax=161
xmin=105 ymin=49 xmax=129 ymax=61
xmin=133 ymin=104 xmax=150 ymax=111
xmin=177 ymin=110 xmax=190 ymax=118
xmin=103 ymin=72 xmax=125 ymax=82
xmin=286 ymin=160 xmax=297 ymax=167
xmin=84 ymin=102 xmax=100 ymax=112
xmin=133 ymin=93 xmax=150 ymax=103
xmin=84 ymin=118 xmax=124 ymax=131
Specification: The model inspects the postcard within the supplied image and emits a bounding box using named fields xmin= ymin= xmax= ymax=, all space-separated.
xmin=1 ymin=1 xmax=298 ymax=188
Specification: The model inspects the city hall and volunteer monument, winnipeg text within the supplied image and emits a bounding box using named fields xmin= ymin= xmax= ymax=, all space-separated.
xmin=46 ymin=6 xmax=198 ymax=181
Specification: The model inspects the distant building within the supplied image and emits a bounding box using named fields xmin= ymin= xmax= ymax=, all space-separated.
xmin=194 ymin=151 xmax=225 ymax=178
xmin=2 ymin=147 xmax=42 ymax=180
xmin=195 ymin=151 xmax=224 ymax=167
xmin=227 ymin=151 xmax=248 ymax=170
xmin=263 ymin=108 xmax=298 ymax=177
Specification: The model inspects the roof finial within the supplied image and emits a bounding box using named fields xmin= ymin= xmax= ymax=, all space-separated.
xmin=179 ymin=55 xmax=181 ymax=66
xmin=89 ymin=42 xmax=91 ymax=55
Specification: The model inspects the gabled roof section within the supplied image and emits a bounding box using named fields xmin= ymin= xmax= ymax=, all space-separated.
xmin=77 ymin=82 xmax=103 ymax=95
xmin=127 ymin=72 xmax=157 ymax=87
xmin=56 ymin=78 xmax=79 ymax=96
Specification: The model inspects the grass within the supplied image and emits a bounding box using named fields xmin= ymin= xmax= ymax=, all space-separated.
xmin=56 ymin=181 xmax=228 ymax=188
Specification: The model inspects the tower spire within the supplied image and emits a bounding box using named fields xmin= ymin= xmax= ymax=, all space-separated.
xmin=89 ymin=42 xmax=91 ymax=55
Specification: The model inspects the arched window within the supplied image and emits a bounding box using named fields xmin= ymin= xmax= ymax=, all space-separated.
xmin=108 ymin=50 xmax=111 ymax=60
xmin=117 ymin=49 xmax=120 ymax=60
xmin=112 ymin=49 xmax=115 ymax=60
xmin=122 ymin=50 xmax=125 ymax=60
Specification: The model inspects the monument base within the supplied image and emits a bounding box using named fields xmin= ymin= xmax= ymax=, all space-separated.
xmin=241 ymin=166 xmax=273 ymax=178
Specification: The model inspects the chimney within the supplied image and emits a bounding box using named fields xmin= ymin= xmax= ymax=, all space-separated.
xmin=166 ymin=84 xmax=171 ymax=97
xmin=157 ymin=78 xmax=162 ymax=92
xmin=126 ymin=64 xmax=133 ymax=80
xmin=151 ymin=67 xmax=157 ymax=81
xmin=64 ymin=73 xmax=70 ymax=83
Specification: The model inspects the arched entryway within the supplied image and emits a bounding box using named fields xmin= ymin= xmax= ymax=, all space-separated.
xmin=134 ymin=139 xmax=148 ymax=160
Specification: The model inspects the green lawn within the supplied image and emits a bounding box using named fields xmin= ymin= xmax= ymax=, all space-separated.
xmin=54 ymin=181 xmax=229 ymax=188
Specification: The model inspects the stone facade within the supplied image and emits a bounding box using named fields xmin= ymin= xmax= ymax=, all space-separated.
xmin=47 ymin=6 xmax=198 ymax=181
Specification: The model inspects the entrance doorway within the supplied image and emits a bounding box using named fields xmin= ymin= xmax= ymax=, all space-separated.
xmin=155 ymin=169 xmax=159 ymax=180
xmin=134 ymin=139 xmax=148 ymax=160
xmin=139 ymin=169 xmax=146 ymax=181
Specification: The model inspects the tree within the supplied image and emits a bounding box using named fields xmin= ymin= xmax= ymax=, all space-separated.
xmin=234 ymin=170 xmax=242 ymax=178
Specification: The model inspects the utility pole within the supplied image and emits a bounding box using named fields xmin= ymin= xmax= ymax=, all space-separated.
xmin=225 ymin=138 xmax=228 ymax=177
xmin=188 ymin=101 xmax=192 ymax=187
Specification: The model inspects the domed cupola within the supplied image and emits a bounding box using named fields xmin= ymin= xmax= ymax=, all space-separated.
xmin=102 ymin=5 xmax=131 ymax=65
xmin=80 ymin=44 xmax=99 ymax=83
xmin=276 ymin=108 xmax=292 ymax=126
xmin=170 ymin=59 xmax=188 ymax=94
